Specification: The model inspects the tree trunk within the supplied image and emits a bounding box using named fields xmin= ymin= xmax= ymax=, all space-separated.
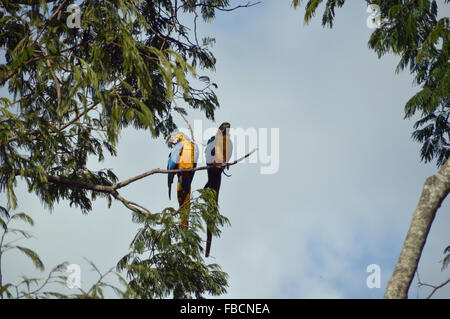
xmin=384 ymin=157 xmax=450 ymax=298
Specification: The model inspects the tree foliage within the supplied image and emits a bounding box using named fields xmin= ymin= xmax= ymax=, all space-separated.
xmin=0 ymin=0 xmax=224 ymax=212
xmin=412 ymin=106 xmax=449 ymax=167
xmin=118 ymin=189 xmax=230 ymax=299
xmin=0 ymin=0 xmax=247 ymax=298
xmin=443 ymin=244 xmax=450 ymax=271
xmin=0 ymin=206 xmax=44 ymax=288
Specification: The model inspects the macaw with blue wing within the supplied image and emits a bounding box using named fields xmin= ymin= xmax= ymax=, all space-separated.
xmin=167 ymin=132 xmax=199 ymax=229
xmin=204 ymin=122 xmax=233 ymax=257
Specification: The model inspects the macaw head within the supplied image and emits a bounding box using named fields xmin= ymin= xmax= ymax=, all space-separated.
xmin=166 ymin=132 xmax=186 ymax=148
xmin=218 ymin=122 xmax=231 ymax=135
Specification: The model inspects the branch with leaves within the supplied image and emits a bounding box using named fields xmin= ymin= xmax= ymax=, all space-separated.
xmin=1 ymin=0 xmax=259 ymax=299
xmin=0 ymin=0 xmax=257 ymax=214
xmin=0 ymin=207 xmax=43 ymax=290
xmin=30 ymin=148 xmax=256 ymax=219
xmin=117 ymin=187 xmax=231 ymax=298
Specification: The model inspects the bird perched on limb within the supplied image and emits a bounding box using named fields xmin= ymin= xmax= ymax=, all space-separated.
xmin=167 ymin=132 xmax=199 ymax=229
xmin=204 ymin=122 xmax=233 ymax=257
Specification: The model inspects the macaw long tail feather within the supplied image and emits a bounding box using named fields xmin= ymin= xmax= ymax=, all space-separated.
xmin=204 ymin=180 xmax=212 ymax=257
xmin=178 ymin=173 xmax=193 ymax=230
xmin=204 ymin=167 xmax=222 ymax=257
xmin=168 ymin=173 xmax=175 ymax=200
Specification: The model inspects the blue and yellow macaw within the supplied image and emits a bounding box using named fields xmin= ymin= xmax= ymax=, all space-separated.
xmin=167 ymin=132 xmax=199 ymax=229
xmin=204 ymin=122 xmax=233 ymax=257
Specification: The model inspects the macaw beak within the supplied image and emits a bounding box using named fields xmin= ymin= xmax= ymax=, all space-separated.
xmin=167 ymin=135 xmax=179 ymax=148
xmin=219 ymin=123 xmax=231 ymax=135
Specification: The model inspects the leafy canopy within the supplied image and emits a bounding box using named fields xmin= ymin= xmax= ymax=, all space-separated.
xmin=0 ymin=0 xmax=245 ymax=299
xmin=118 ymin=189 xmax=231 ymax=299
xmin=0 ymin=0 xmax=223 ymax=212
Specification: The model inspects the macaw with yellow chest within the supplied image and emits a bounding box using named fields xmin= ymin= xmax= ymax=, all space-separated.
xmin=167 ymin=132 xmax=199 ymax=229
xmin=204 ymin=122 xmax=233 ymax=257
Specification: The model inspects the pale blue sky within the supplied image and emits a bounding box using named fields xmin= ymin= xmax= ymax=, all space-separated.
xmin=2 ymin=0 xmax=450 ymax=298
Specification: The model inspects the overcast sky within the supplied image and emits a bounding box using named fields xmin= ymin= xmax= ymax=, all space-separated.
xmin=2 ymin=0 xmax=450 ymax=298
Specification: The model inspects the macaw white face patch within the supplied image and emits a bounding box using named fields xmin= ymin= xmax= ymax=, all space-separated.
xmin=167 ymin=135 xmax=180 ymax=148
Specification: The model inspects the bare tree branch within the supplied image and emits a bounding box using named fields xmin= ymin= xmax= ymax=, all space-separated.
xmin=180 ymin=1 xmax=261 ymax=12
xmin=173 ymin=103 xmax=195 ymax=143
xmin=44 ymin=174 xmax=113 ymax=194
xmin=416 ymin=271 xmax=450 ymax=299
xmin=24 ymin=149 xmax=257 ymax=218
xmin=111 ymin=191 xmax=152 ymax=218
xmin=385 ymin=157 xmax=450 ymax=298
xmin=212 ymin=1 xmax=261 ymax=12
xmin=426 ymin=278 xmax=450 ymax=299
xmin=113 ymin=148 xmax=257 ymax=190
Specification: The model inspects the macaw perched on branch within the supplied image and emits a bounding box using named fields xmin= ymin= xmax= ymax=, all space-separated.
xmin=167 ymin=132 xmax=199 ymax=229
xmin=204 ymin=122 xmax=233 ymax=257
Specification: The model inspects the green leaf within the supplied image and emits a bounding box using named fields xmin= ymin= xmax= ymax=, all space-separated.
xmin=16 ymin=246 xmax=45 ymax=271
xmin=9 ymin=212 xmax=34 ymax=226
xmin=442 ymin=246 xmax=450 ymax=271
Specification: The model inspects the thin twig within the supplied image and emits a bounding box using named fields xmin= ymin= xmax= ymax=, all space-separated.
xmin=416 ymin=270 xmax=450 ymax=299
xmin=111 ymin=191 xmax=152 ymax=218
xmin=426 ymin=278 xmax=450 ymax=299
xmin=213 ymin=1 xmax=261 ymax=12
xmin=59 ymin=103 xmax=97 ymax=131
xmin=173 ymin=102 xmax=194 ymax=142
